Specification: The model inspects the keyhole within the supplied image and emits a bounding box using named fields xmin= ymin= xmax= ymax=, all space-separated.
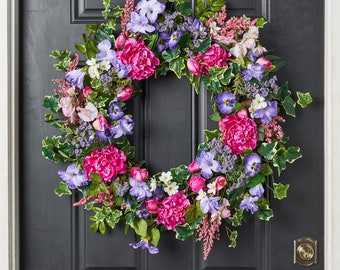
xmin=297 ymin=243 xmax=314 ymax=261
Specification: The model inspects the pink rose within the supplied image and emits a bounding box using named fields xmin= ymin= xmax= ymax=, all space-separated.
xmin=146 ymin=199 xmax=159 ymax=214
xmin=187 ymin=58 xmax=201 ymax=75
xmin=218 ymin=114 xmax=258 ymax=155
xmin=256 ymin=56 xmax=272 ymax=69
xmin=83 ymin=87 xmax=93 ymax=99
xmin=215 ymin=176 xmax=227 ymax=191
xmin=155 ymin=191 xmax=190 ymax=231
xmin=83 ymin=145 xmax=127 ymax=182
xmin=130 ymin=167 xmax=148 ymax=181
xmin=92 ymin=114 xmax=111 ymax=131
xmin=115 ymin=32 xmax=127 ymax=49
xmin=188 ymin=161 xmax=201 ymax=173
xmin=117 ymin=38 xmax=160 ymax=80
xmin=188 ymin=175 xmax=206 ymax=193
xmin=197 ymin=44 xmax=231 ymax=74
xmin=117 ymin=86 xmax=133 ymax=102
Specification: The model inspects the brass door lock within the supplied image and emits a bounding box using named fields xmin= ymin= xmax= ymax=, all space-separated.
xmin=294 ymin=237 xmax=317 ymax=266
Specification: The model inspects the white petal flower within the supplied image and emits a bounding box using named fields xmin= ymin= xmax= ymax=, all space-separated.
xmin=159 ymin=171 xmax=173 ymax=184
xmin=207 ymin=182 xmax=216 ymax=195
xmin=164 ymin=182 xmax=179 ymax=196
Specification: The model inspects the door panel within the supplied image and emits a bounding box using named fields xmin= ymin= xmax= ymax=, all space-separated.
xmin=19 ymin=0 xmax=324 ymax=269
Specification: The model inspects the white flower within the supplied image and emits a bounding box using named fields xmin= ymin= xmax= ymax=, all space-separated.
xmin=164 ymin=182 xmax=179 ymax=196
xmin=243 ymin=26 xmax=259 ymax=39
xmin=249 ymin=94 xmax=267 ymax=116
xmin=230 ymin=43 xmax=247 ymax=58
xmin=99 ymin=60 xmax=111 ymax=71
xmin=209 ymin=21 xmax=221 ymax=36
xmin=149 ymin=177 xmax=157 ymax=192
xmin=86 ymin=58 xmax=100 ymax=79
xmin=159 ymin=171 xmax=173 ymax=184
xmin=77 ymin=102 xmax=98 ymax=122
xmin=207 ymin=182 xmax=216 ymax=195
xmin=196 ymin=189 xmax=207 ymax=201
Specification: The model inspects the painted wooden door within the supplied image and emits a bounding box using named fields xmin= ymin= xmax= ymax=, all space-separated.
xmin=19 ymin=0 xmax=324 ymax=269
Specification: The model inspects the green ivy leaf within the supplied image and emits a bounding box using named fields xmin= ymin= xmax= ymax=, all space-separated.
xmin=229 ymin=208 xmax=244 ymax=227
xmin=285 ymin=146 xmax=302 ymax=163
xmin=257 ymin=142 xmax=278 ymax=160
xmin=99 ymin=221 xmax=106 ymax=234
xmin=177 ymin=2 xmax=192 ymax=16
xmin=204 ymin=129 xmax=220 ymax=142
xmin=54 ymin=181 xmax=72 ymax=197
xmin=162 ymin=49 xmax=181 ymax=62
xmin=43 ymin=95 xmax=60 ymax=113
xmin=228 ymin=230 xmax=238 ymax=248
xmin=246 ymin=173 xmax=265 ymax=187
xmin=257 ymin=204 xmax=273 ymax=221
xmin=297 ymin=91 xmax=313 ymax=108
xmin=175 ymin=224 xmax=195 ymax=241
xmin=260 ymin=163 xmax=273 ymax=176
xmin=197 ymin=37 xmax=211 ymax=54
xmin=273 ymin=183 xmax=289 ymax=199
xmin=273 ymin=155 xmax=287 ymax=176
xmin=282 ymin=95 xmax=296 ymax=117
xmin=275 ymin=82 xmax=290 ymax=100
xmin=90 ymin=222 xmax=99 ymax=232
xmin=169 ymin=57 xmax=185 ymax=78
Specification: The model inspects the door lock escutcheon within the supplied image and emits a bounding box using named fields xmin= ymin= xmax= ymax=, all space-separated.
xmin=294 ymin=237 xmax=317 ymax=266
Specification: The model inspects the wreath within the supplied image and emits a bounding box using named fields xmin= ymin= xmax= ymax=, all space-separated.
xmin=42 ymin=0 xmax=312 ymax=260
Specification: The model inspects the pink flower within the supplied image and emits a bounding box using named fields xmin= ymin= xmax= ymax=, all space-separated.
xmin=146 ymin=199 xmax=159 ymax=214
xmin=83 ymin=145 xmax=127 ymax=182
xmin=92 ymin=114 xmax=111 ymax=131
xmin=188 ymin=175 xmax=206 ymax=193
xmin=117 ymin=38 xmax=160 ymax=80
xmin=59 ymin=96 xmax=75 ymax=117
xmin=197 ymin=44 xmax=230 ymax=74
xmin=117 ymin=86 xmax=133 ymax=101
xmin=115 ymin=32 xmax=127 ymax=49
xmin=77 ymin=102 xmax=98 ymax=122
xmin=236 ymin=107 xmax=249 ymax=118
xmin=187 ymin=58 xmax=201 ymax=75
xmin=188 ymin=161 xmax=201 ymax=173
xmin=256 ymin=56 xmax=272 ymax=69
xmin=155 ymin=191 xmax=190 ymax=231
xmin=83 ymin=87 xmax=93 ymax=99
xmin=215 ymin=176 xmax=227 ymax=191
xmin=130 ymin=167 xmax=148 ymax=181
xmin=218 ymin=114 xmax=258 ymax=155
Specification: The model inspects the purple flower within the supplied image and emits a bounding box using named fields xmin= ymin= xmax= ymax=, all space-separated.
xmin=156 ymin=32 xmax=170 ymax=52
xmin=58 ymin=164 xmax=88 ymax=189
xmin=111 ymin=116 xmax=134 ymax=139
xmin=95 ymin=125 xmax=113 ymax=143
xmin=249 ymin=184 xmax=264 ymax=199
xmin=240 ymin=196 xmax=258 ymax=214
xmin=200 ymin=196 xmax=223 ymax=214
xmin=129 ymin=240 xmax=159 ymax=254
xmin=129 ymin=178 xmax=152 ymax=201
xmin=65 ymin=69 xmax=85 ymax=89
xmin=244 ymin=153 xmax=262 ymax=177
xmin=136 ymin=0 xmax=165 ymax=23
xmin=108 ymin=102 xmax=124 ymax=121
xmin=169 ymin=30 xmax=183 ymax=50
xmin=111 ymin=58 xmax=132 ymax=78
xmin=242 ymin=63 xmax=265 ymax=82
xmin=215 ymin=92 xmax=237 ymax=115
xmin=253 ymin=101 xmax=277 ymax=124
xmin=127 ymin=12 xmax=155 ymax=34
xmin=196 ymin=151 xmax=220 ymax=179
xmin=135 ymin=203 xmax=150 ymax=219
xmin=190 ymin=19 xmax=207 ymax=40
xmin=96 ymin=39 xmax=116 ymax=63
xmin=114 ymin=182 xmax=129 ymax=196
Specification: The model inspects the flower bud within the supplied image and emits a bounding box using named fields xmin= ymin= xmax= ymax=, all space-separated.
xmin=117 ymin=86 xmax=133 ymax=102
xmin=92 ymin=114 xmax=110 ymax=131
xmin=83 ymin=87 xmax=93 ymax=99
xmin=130 ymin=167 xmax=149 ymax=181
xmin=215 ymin=176 xmax=227 ymax=191
xmin=115 ymin=32 xmax=127 ymax=49
xmin=187 ymin=58 xmax=201 ymax=75
xmin=188 ymin=161 xmax=201 ymax=173
xmin=256 ymin=56 xmax=272 ymax=69
xmin=146 ymin=200 xmax=159 ymax=214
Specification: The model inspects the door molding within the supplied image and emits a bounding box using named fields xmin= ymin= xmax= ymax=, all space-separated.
xmin=1 ymin=0 xmax=337 ymax=269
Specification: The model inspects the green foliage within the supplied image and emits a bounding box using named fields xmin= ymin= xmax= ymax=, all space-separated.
xmin=195 ymin=0 xmax=225 ymax=23
xmin=273 ymin=183 xmax=290 ymax=199
xmin=50 ymin=50 xmax=71 ymax=71
xmin=297 ymin=92 xmax=313 ymax=108
xmin=42 ymin=136 xmax=74 ymax=163
xmin=43 ymin=95 xmax=60 ymax=113
xmin=54 ymin=181 xmax=72 ymax=197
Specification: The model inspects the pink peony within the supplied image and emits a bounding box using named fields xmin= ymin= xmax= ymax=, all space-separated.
xmin=83 ymin=145 xmax=127 ymax=182
xmin=155 ymin=191 xmax=190 ymax=231
xmin=197 ymin=44 xmax=231 ymax=74
xmin=130 ymin=167 xmax=148 ymax=181
xmin=218 ymin=114 xmax=258 ymax=155
xmin=117 ymin=38 xmax=160 ymax=80
xmin=188 ymin=175 xmax=206 ymax=193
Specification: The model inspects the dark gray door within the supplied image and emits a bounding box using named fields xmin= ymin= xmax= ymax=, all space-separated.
xmin=19 ymin=0 xmax=324 ymax=269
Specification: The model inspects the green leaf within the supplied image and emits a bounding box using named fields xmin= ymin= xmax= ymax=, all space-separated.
xmin=184 ymin=205 xmax=199 ymax=224
xmin=256 ymin=17 xmax=267 ymax=28
xmin=90 ymin=222 xmax=99 ymax=232
xmin=257 ymin=142 xmax=278 ymax=160
xmin=229 ymin=208 xmax=244 ymax=227
xmin=297 ymin=92 xmax=313 ymax=108
xmin=260 ymin=163 xmax=273 ymax=176
xmin=175 ymin=224 xmax=195 ymax=241
xmin=257 ymin=204 xmax=273 ymax=221
xmin=169 ymin=57 xmax=185 ymax=78
xmin=228 ymin=230 xmax=238 ymax=248
xmin=90 ymin=173 xmax=102 ymax=185
xmin=204 ymin=129 xmax=220 ymax=142
xmin=282 ymin=95 xmax=296 ymax=117
xmin=43 ymin=96 xmax=60 ymax=113
xmin=273 ymin=155 xmax=287 ymax=176
xmin=150 ymin=227 xmax=161 ymax=247
xmin=162 ymin=49 xmax=181 ymax=62
xmin=197 ymin=37 xmax=211 ymax=54
xmin=273 ymin=183 xmax=289 ymax=199
xmin=75 ymin=43 xmax=86 ymax=55
xmin=177 ymin=2 xmax=192 ymax=16
xmin=246 ymin=173 xmax=265 ymax=187
xmin=285 ymin=146 xmax=302 ymax=163
xmin=134 ymin=219 xmax=148 ymax=237
xmin=99 ymin=221 xmax=106 ymax=234
xmin=54 ymin=181 xmax=72 ymax=197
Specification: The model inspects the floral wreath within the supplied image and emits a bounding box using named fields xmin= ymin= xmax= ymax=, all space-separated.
xmin=42 ymin=0 xmax=312 ymax=260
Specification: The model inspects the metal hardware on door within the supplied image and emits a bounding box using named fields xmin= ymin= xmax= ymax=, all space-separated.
xmin=294 ymin=237 xmax=317 ymax=266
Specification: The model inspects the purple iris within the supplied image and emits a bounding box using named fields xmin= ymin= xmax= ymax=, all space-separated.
xmin=129 ymin=177 xmax=152 ymax=201
xmin=200 ymin=196 xmax=223 ymax=214
xmin=244 ymin=153 xmax=262 ymax=177
xmin=249 ymin=184 xmax=264 ymax=199
xmin=196 ymin=151 xmax=220 ymax=179
xmin=108 ymin=102 xmax=124 ymax=121
xmin=111 ymin=116 xmax=134 ymax=139
xmin=95 ymin=125 xmax=113 ymax=143
xmin=242 ymin=63 xmax=265 ymax=82
xmin=190 ymin=19 xmax=206 ymax=40
xmin=240 ymin=196 xmax=259 ymax=214
xmin=126 ymin=12 xmax=155 ymax=34
xmin=129 ymin=240 xmax=159 ymax=254
xmin=58 ymin=164 xmax=88 ymax=189
xmin=253 ymin=101 xmax=277 ymax=124
xmin=136 ymin=0 xmax=165 ymax=23
xmin=135 ymin=203 xmax=150 ymax=219
xmin=156 ymin=32 xmax=170 ymax=52
xmin=169 ymin=30 xmax=183 ymax=50
xmin=96 ymin=39 xmax=116 ymax=63
xmin=65 ymin=69 xmax=85 ymax=89
xmin=215 ymin=92 xmax=237 ymax=115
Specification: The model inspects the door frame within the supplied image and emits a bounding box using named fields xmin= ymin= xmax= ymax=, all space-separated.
xmin=1 ymin=0 xmax=338 ymax=269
